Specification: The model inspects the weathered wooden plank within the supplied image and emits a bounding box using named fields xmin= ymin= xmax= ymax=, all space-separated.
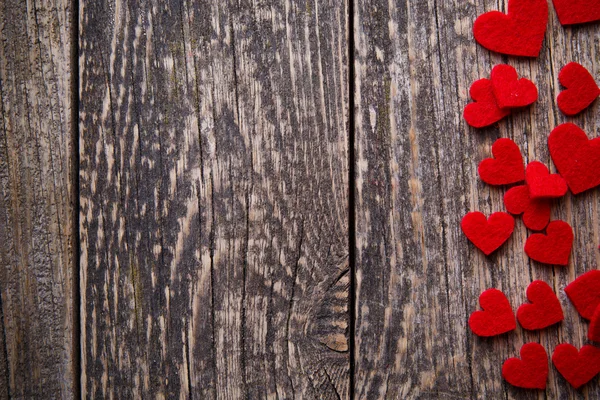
xmin=354 ymin=0 xmax=600 ymax=398
xmin=0 ymin=0 xmax=76 ymax=398
xmin=80 ymin=0 xmax=350 ymax=397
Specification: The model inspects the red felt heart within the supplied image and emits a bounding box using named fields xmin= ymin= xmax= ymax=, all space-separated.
xmin=461 ymin=212 xmax=515 ymax=255
xmin=552 ymin=0 xmax=600 ymax=25
xmin=491 ymin=64 xmax=538 ymax=108
xmin=464 ymin=79 xmax=511 ymax=128
xmin=469 ymin=288 xmax=516 ymax=337
xmin=502 ymin=343 xmax=548 ymax=389
xmin=525 ymin=161 xmax=568 ymax=200
xmin=504 ymin=185 xmax=551 ymax=231
xmin=478 ymin=138 xmax=525 ymax=185
xmin=473 ymin=0 xmax=548 ymax=57
xmin=548 ymin=123 xmax=600 ymax=195
xmin=524 ymin=220 xmax=573 ymax=266
xmin=517 ymin=280 xmax=563 ymax=330
xmin=557 ymin=62 xmax=600 ymax=116
xmin=565 ymin=270 xmax=600 ymax=320
xmin=552 ymin=344 xmax=600 ymax=389
xmin=589 ymin=305 xmax=600 ymax=342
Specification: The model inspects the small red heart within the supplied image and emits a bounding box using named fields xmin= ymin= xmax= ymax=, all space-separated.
xmin=525 ymin=161 xmax=568 ymax=200
xmin=473 ymin=0 xmax=548 ymax=57
xmin=565 ymin=270 xmax=600 ymax=320
xmin=524 ymin=220 xmax=573 ymax=266
xmin=478 ymin=138 xmax=525 ymax=185
xmin=464 ymin=79 xmax=510 ymax=128
xmin=552 ymin=0 xmax=600 ymax=25
xmin=461 ymin=212 xmax=515 ymax=255
xmin=557 ymin=63 xmax=600 ymax=116
xmin=517 ymin=280 xmax=563 ymax=330
xmin=589 ymin=305 xmax=600 ymax=342
xmin=548 ymin=123 xmax=600 ymax=195
xmin=552 ymin=344 xmax=600 ymax=389
xmin=504 ymin=185 xmax=551 ymax=231
xmin=502 ymin=343 xmax=548 ymax=389
xmin=491 ymin=64 xmax=538 ymax=108
xmin=469 ymin=288 xmax=516 ymax=337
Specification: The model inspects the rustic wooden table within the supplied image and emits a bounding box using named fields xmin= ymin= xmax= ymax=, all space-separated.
xmin=1 ymin=0 xmax=599 ymax=398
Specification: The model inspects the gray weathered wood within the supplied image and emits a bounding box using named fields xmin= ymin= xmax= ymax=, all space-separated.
xmin=80 ymin=0 xmax=349 ymax=397
xmin=354 ymin=0 xmax=600 ymax=398
xmin=0 ymin=0 xmax=76 ymax=398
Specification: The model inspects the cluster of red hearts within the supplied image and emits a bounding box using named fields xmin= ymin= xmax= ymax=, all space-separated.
xmin=458 ymin=0 xmax=600 ymax=392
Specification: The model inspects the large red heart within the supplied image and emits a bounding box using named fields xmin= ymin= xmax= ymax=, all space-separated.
xmin=589 ymin=305 xmax=600 ymax=342
xmin=524 ymin=220 xmax=573 ymax=266
xmin=464 ymin=79 xmax=510 ymax=128
xmin=557 ymin=63 xmax=600 ymax=116
xmin=504 ymin=185 xmax=551 ymax=231
xmin=548 ymin=123 xmax=600 ymax=195
xmin=502 ymin=343 xmax=548 ymax=389
xmin=473 ymin=0 xmax=548 ymax=57
xmin=517 ymin=280 xmax=563 ymax=330
xmin=469 ymin=288 xmax=516 ymax=337
xmin=552 ymin=0 xmax=600 ymax=25
xmin=478 ymin=138 xmax=525 ymax=185
xmin=552 ymin=344 xmax=600 ymax=389
xmin=491 ymin=64 xmax=538 ymax=108
xmin=525 ymin=161 xmax=568 ymax=200
xmin=461 ymin=212 xmax=515 ymax=255
xmin=565 ymin=270 xmax=600 ymax=320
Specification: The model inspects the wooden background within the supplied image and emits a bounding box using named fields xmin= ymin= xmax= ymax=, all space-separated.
xmin=0 ymin=0 xmax=599 ymax=398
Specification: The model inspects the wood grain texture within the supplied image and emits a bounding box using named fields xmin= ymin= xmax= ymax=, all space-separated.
xmin=354 ymin=0 xmax=600 ymax=398
xmin=79 ymin=0 xmax=349 ymax=397
xmin=0 ymin=0 xmax=75 ymax=398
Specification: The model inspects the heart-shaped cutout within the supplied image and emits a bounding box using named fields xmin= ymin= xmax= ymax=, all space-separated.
xmin=557 ymin=62 xmax=600 ymax=116
xmin=548 ymin=123 xmax=600 ymax=195
xmin=502 ymin=343 xmax=548 ymax=389
xmin=473 ymin=0 xmax=548 ymax=57
xmin=525 ymin=161 xmax=568 ymax=200
xmin=464 ymin=79 xmax=510 ymax=128
xmin=461 ymin=212 xmax=515 ymax=255
xmin=478 ymin=138 xmax=525 ymax=185
xmin=517 ymin=280 xmax=563 ymax=330
xmin=469 ymin=288 xmax=516 ymax=337
xmin=588 ymin=305 xmax=600 ymax=342
xmin=565 ymin=270 xmax=600 ymax=320
xmin=491 ymin=64 xmax=538 ymax=108
xmin=504 ymin=185 xmax=551 ymax=231
xmin=524 ymin=220 xmax=573 ymax=266
xmin=552 ymin=344 xmax=600 ymax=389
xmin=552 ymin=0 xmax=600 ymax=25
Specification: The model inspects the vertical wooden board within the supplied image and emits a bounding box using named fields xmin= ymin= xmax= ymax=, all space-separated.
xmin=354 ymin=0 xmax=600 ymax=398
xmin=80 ymin=0 xmax=349 ymax=397
xmin=0 ymin=0 xmax=75 ymax=398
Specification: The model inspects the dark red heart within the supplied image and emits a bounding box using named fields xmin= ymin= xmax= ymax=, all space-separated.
xmin=552 ymin=344 xmax=600 ymax=389
xmin=524 ymin=220 xmax=573 ymax=266
xmin=565 ymin=270 xmax=600 ymax=320
xmin=461 ymin=212 xmax=515 ymax=255
xmin=548 ymin=123 xmax=600 ymax=195
xmin=502 ymin=343 xmax=548 ymax=389
xmin=517 ymin=280 xmax=563 ymax=330
xmin=473 ymin=0 xmax=548 ymax=57
xmin=552 ymin=0 xmax=600 ymax=25
xmin=589 ymin=305 xmax=600 ymax=342
xmin=491 ymin=64 xmax=538 ymax=108
xmin=464 ymin=79 xmax=510 ymax=128
xmin=504 ymin=185 xmax=551 ymax=231
xmin=557 ymin=62 xmax=600 ymax=116
xmin=525 ymin=161 xmax=568 ymax=200
xmin=469 ymin=288 xmax=516 ymax=337
xmin=478 ymin=138 xmax=525 ymax=185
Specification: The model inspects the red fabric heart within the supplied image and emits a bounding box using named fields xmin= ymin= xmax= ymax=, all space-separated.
xmin=469 ymin=288 xmax=516 ymax=337
xmin=464 ymin=79 xmax=510 ymax=128
xmin=502 ymin=343 xmax=548 ymax=389
xmin=525 ymin=161 xmax=568 ymax=200
xmin=557 ymin=62 xmax=600 ymax=116
xmin=461 ymin=212 xmax=515 ymax=255
xmin=552 ymin=0 xmax=600 ymax=25
xmin=473 ymin=0 xmax=548 ymax=57
xmin=504 ymin=185 xmax=551 ymax=231
xmin=491 ymin=64 xmax=538 ymax=108
xmin=548 ymin=123 xmax=600 ymax=195
xmin=588 ymin=305 xmax=600 ymax=342
xmin=478 ymin=138 xmax=525 ymax=185
xmin=552 ymin=344 xmax=600 ymax=389
xmin=517 ymin=280 xmax=563 ymax=330
xmin=565 ymin=270 xmax=600 ymax=320
xmin=524 ymin=220 xmax=573 ymax=266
